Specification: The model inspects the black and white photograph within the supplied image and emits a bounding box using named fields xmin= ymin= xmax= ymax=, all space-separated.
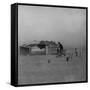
xmin=11 ymin=3 xmax=88 ymax=86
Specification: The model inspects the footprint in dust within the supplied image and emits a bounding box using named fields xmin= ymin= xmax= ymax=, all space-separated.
xmin=48 ymin=59 xmax=51 ymax=64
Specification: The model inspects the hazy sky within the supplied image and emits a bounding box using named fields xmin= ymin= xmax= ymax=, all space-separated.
xmin=18 ymin=5 xmax=86 ymax=48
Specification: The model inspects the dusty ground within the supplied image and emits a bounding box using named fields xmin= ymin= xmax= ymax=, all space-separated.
xmin=18 ymin=49 xmax=86 ymax=85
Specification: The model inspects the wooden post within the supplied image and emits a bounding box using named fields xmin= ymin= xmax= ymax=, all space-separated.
xmin=45 ymin=45 xmax=48 ymax=55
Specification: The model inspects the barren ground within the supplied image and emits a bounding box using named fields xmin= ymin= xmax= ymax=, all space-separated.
xmin=18 ymin=49 xmax=86 ymax=85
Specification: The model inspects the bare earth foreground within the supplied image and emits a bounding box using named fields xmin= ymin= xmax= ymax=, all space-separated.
xmin=18 ymin=50 xmax=86 ymax=85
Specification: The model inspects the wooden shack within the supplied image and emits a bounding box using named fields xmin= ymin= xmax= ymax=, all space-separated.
xmin=19 ymin=40 xmax=58 ymax=55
